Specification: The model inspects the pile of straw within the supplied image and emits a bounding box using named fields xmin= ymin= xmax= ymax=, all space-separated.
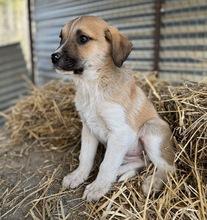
xmin=4 ymin=81 xmax=81 ymax=150
xmin=1 ymin=74 xmax=206 ymax=219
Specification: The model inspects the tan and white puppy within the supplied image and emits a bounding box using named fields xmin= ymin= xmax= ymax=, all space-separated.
xmin=51 ymin=16 xmax=174 ymax=201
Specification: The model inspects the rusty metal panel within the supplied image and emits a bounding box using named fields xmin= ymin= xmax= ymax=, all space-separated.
xmin=159 ymin=0 xmax=207 ymax=82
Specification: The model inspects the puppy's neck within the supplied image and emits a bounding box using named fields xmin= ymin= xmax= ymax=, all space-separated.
xmin=98 ymin=65 xmax=133 ymax=88
xmin=73 ymin=62 xmax=134 ymax=97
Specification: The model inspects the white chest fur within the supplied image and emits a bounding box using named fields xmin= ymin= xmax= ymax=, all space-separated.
xmin=74 ymin=77 xmax=138 ymax=149
xmin=75 ymin=82 xmax=110 ymax=144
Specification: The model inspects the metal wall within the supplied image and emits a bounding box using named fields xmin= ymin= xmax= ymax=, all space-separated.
xmin=0 ymin=43 xmax=28 ymax=125
xmin=33 ymin=0 xmax=207 ymax=85
xmin=159 ymin=0 xmax=207 ymax=82
xmin=33 ymin=0 xmax=156 ymax=85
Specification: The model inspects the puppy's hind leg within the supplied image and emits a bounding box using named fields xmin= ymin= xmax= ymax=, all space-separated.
xmin=117 ymin=159 xmax=145 ymax=182
xmin=140 ymin=118 xmax=175 ymax=195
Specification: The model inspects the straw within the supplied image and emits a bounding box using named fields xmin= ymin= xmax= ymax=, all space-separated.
xmin=0 ymin=73 xmax=206 ymax=219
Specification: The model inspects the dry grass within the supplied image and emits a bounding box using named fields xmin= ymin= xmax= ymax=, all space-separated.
xmin=4 ymin=81 xmax=81 ymax=150
xmin=0 ymin=73 xmax=206 ymax=220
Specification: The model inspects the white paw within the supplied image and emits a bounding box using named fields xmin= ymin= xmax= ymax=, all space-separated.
xmin=142 ymin=175 xmax=164 ymax=195
xmin=62 ymin=168 xmax=88 ymax=189
xmin=82 ymin=179 xmax=111 ymax=201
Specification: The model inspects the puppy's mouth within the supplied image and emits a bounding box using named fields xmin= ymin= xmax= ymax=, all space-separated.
xmin=51 ymin=53 xmax=84 ymax=75
xmin=54 ymin=64 xmax=84 ymax=75
xmin=73 ymin=68 xmax=84 ymax=74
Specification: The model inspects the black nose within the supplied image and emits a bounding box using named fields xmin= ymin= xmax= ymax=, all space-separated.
xmin=51 ymin=52 xmax=61 ymax=63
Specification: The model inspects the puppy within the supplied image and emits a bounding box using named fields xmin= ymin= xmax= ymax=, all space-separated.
xmin=51 ymin=16 xmax=174 ymax=201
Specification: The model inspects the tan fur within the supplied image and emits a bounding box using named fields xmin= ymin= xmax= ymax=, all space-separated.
xmin=98 ymin=67 xmax=158 ymax=129
xmin=51 ymin=16 xmax=175 ymax=201
xmin=97 ymin=66 xmax=174 ymax=166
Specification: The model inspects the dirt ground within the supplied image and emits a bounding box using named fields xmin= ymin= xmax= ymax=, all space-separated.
xmin=0 ymin=130 xmax=101 ymax=220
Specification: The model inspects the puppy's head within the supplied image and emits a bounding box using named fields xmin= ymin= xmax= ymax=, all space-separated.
xmin=51 ymin=16 xmax=132 ymax=75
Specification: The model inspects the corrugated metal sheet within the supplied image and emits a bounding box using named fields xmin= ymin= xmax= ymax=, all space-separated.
xmin=159 ymin=0 xmax=207 ymax=82
xmin=34 ymin=0 xmax=156 ymax=85
xmin=33 ymin=0 xmax=207 ymax=85
xmin=0 ymin=43 xmax=28 ymax=125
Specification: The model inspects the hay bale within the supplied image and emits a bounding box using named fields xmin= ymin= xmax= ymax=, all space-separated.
xmin=1 ymin=74 xmax=207 ymax=219
xmin=4 ymin=80 xmax=81 ymax=150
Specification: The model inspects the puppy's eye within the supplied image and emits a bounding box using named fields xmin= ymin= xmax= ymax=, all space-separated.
xmin=79 ymin=35 xmax=89 ymax=44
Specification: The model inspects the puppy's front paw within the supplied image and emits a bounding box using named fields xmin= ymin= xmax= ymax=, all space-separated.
xmin=82 ymin=179 xmax=111 ymax=201
xmin=62 ymin=168 xmax=88 ymax=189
xmin=142 ymin=175 xmax=164 ymax=195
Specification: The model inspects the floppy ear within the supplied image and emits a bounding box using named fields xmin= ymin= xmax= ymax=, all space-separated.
xmin=105 ymin=27 xmax=133 ymax=67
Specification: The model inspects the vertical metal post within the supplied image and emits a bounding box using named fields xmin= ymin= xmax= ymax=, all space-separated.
xmin=153 ymin=0 xmax=162 ymax=74
xmin=27 ymin=0 xmax=35 ymax=84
